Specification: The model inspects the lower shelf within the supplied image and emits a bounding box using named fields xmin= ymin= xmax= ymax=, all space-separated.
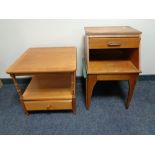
xmin=22 ymin=74 xmax=74 ymax=111
xmin=23 ymin=74 xmax=72 ymax=100
xmin=87 ymin=60 xmax=140 ymax=74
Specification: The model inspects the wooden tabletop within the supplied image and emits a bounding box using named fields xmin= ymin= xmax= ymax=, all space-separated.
xmin=85 ymin=26 xmax=142 ymax=35
xmin=6 ymin=47 xmax=77 ymax=74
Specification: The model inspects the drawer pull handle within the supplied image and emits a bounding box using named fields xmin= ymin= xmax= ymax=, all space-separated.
xmin=47 ymin=104 xmax=53 ymax=110
xmin=107 ymin=42 xmax=121 ymax=46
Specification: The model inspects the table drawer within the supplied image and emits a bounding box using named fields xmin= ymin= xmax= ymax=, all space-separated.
xmin=89 ymin=37 xmax=140 ymax=49
xmin=24 ymin=100 xmax=72 ymax=111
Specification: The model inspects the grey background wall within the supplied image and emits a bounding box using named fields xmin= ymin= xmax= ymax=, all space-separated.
xmin=0 ymin=19 xmax=154 ymax=78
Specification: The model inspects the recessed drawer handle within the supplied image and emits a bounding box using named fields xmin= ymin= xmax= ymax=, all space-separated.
xmin=107 ymin=42 xmax=121 ymax=46
xmin=47 ymin=104 xmax=53 ymax=110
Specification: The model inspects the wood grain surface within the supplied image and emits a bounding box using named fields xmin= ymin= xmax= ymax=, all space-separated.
xmin=85 ymin=26 xmax=142 ymax=35
xmin=6 ymin=47 xmax=76 ymax=74
xmin=23 ymin=74 xmax=72 ymax=101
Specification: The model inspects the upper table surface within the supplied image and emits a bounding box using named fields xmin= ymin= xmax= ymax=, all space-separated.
xmin=7 ymin=47 xmax=77 ymax=74
xmin=85 ymin=26 xmax=142 ymax=35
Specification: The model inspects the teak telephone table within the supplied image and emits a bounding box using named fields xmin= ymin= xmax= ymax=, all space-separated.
xmin=6 ymin=47 xmax=77 ymax=114
xmin=84 ymin=26 xmax=142 ymax=109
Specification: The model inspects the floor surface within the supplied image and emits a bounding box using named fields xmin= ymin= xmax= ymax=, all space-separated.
xmin=0 ymin=79 xmax=155 ymax=134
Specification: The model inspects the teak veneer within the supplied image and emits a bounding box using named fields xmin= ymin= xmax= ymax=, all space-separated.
xmin=84 ymin=26 xmax=142 ymax=109
xmin=6 ymin=47 xmax=77 ymax=114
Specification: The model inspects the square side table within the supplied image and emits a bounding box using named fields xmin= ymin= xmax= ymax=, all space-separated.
xmin=7 ymin=47 xmax=77 ymax=114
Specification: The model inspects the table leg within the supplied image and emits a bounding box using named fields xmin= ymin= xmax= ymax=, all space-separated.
xmin=126 ymin=75 xmax=138 ymax=109
xmin=86 ymin=75 xmax=97 ymax=110
xmin=0 ymin=80 xmax=3 ymax=88
xmin=10 ymin=74 xmax=29 ymax=115
xmin=72 ymin=97 xmax=76 ymax=114
xmin=71 ymin=72 xmax=76 ymax=113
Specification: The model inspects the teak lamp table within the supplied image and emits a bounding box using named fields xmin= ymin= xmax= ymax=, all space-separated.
xmin=84 ymin=26 xmax=142 ymax=109
xmin=6 ymin=47 xmax=77 ymax=114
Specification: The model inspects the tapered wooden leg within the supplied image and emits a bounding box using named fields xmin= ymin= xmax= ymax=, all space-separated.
xmin=0 ymin=80 xmax=3 ymax=88
xmin=126 ymin=75 xmax=138 ymax=109
xmin=86 ymin=75 xmax=97 ymax=110
xmin=10 ymin=74 xmax=29 ymax=115
xmin=72 ymin=97 xmax=76 ymax=114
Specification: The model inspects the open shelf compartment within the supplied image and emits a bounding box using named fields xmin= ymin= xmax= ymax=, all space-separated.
xmin=23 ymin=73 xmax=73 ymax=101
xmin=88 ymin=48 xmax=140 ymax=74
xmin=23 ymin=73 xmax=73 ymax=111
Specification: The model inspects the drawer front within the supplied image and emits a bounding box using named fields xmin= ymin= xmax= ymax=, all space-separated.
xmin=89 ymin=37 xmax=140 ymax=49
xmin=24 ymin=100 xmax=72 ymax=111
